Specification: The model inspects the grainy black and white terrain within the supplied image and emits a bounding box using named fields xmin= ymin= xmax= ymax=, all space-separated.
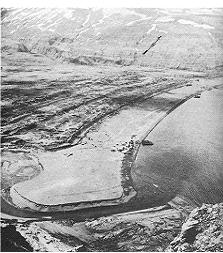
xmin=1 ymin=8 xmax=223 ymax=252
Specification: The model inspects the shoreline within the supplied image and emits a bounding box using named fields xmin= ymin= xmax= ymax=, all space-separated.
xmin=3 ymin=79 xmax=222 ymax=219
xmin=7 ymin=89 xmax=195 ymax=212
xmin=132 ymin=85 xmax=223 ymax=206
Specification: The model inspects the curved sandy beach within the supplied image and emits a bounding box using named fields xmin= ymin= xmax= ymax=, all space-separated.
xmin=6 ymin=78 xmax=222 ymax=214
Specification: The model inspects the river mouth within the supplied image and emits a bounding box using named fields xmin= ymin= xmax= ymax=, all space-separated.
xmin=132 ymin=86 xmax=223 ymax=206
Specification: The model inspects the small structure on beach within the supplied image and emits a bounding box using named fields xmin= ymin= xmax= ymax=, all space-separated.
xmin=141 ymin=140 xmax=154 ymax=146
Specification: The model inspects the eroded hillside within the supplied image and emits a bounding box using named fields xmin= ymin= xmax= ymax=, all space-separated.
xmin=2 ymin=8 xmax=223 ymax=70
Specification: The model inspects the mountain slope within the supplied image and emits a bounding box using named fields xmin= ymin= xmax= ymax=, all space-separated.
xmin=2 ymin=8 xmax=223 ymax=70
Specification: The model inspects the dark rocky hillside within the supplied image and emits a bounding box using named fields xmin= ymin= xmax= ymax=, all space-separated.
xmin=2 ymin=203 xmax=222 ymax=252
xmin=167 ymin=203 xmax=223 ymax=252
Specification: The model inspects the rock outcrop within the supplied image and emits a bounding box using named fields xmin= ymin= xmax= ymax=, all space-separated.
xmin=167 ymin=203 xmax=223 ymax=252
xmin=2 ymin=203 xmax=222 ymax=252
xmin=1 ymin=222 xmax=82 ymax=252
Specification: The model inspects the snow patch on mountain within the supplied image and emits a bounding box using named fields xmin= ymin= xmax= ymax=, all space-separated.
xmin=178 ymin=19 xmax=214 ymax=29
xmin=126 ymin=17 xmax=152 ymax=26
xmin=208 ymin=32 xmax=216 ymax=42
xmin=102 ymin=8 xmax=147 ymax=19
xmin=147 ymin=24 xmax=157 ymax=34
xmin=63 ymin=9 xmax=74 ymax=19
xmin=82 ymin=10 xmax=91 ymax=27
xmin=156 ymin=16 xmax=175 ymax=23
xmin=159 ymin=29 xmax=168 ymax=34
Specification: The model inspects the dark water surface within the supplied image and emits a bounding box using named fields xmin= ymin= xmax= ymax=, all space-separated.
xmin=132 ymin=86 xmax=223 ymax=205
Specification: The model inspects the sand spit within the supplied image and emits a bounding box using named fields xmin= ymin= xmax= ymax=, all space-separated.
xmin=8 ymin=78 xmax=222 ymax=212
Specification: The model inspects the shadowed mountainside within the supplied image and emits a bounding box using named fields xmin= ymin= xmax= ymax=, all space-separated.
xmin=167 ymin=203 xmax=223 ymax=252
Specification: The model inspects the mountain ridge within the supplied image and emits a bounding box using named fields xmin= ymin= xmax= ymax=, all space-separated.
xmin=2 ymin=8 xmax=223 ymax=70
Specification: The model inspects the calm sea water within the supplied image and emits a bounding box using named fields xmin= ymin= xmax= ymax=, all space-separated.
xmin=133 ymin=86 xmax=223 ymax=206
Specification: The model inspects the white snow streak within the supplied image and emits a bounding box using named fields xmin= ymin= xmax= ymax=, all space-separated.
xmin=147 ymin=24 xmax=157 ymax=34
xmin=102 ymin=8 xmax=147 ymax=19
xmin=208 ymin=32 xmax=215 ymax=42
xmin=158 ymin=29 xmax=168 ymax=34
xmin=63 ymin=10 xmax=73 ymax=19
xmin=126 ymin=17 xmax=152 ymax=26
xmin=155 ymin=16 xmax=175 ymax=22
xmin=82 ymin=11 xmax=91 ymax=26
xmin=178 ymin=19 xmax=214 ymax=30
